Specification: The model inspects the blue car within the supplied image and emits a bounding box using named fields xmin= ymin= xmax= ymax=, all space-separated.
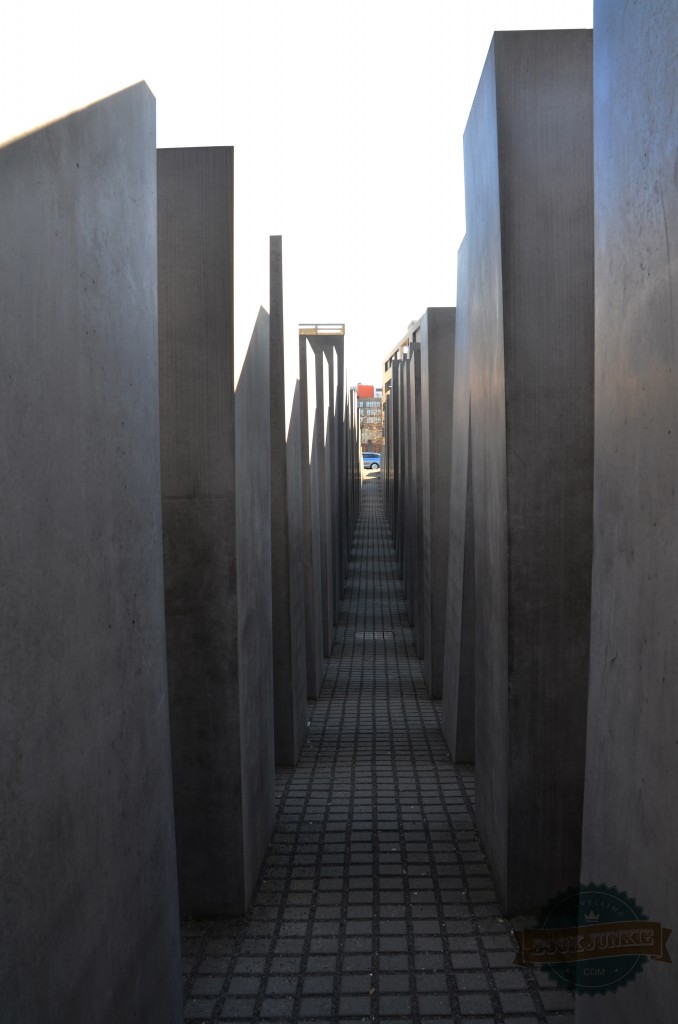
xmin=362 ymin=451 xmax=381 ymax=470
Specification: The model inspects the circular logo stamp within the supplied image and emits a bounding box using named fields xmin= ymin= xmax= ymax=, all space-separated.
xmin=514 ymin=883 xmax=672 ymax=995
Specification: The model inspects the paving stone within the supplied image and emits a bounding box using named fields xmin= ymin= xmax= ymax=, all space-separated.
xmin=217 ymin=997 xmax=256 ymax=1019
xmin=458 ymin=992 xmax=494 ymax=1015
xmin=188 ymin=975 xmax=224 ymax=997
xmin=421 ymin=993 xmax=455 ymax=1016
xmin=259 ymin=995 xmax=295 ymax=1018
xmin=265 ymin=975 xmax=297 ymax=995
xmin=455 ymin=971 xmax=489 ymax=992
xmin=226 ymin=977 xmax=259 ymax=996
xmin=378 ymin=974 xmax=410 ymax=993
xmin=184 ymin=997 xmax=217 ymax=1019
xmin=299 ymin=996 xmax=333 ymax=1017
xmin=499 ymin=990 xmax=539 ymax=1013
xmin=540 ymin=988 xmax=576 ymax=1011
xmin=338 ymin=994 xmax=371 ymax=1016
xmin=379 ymin=993 xmax=413 ymax=1015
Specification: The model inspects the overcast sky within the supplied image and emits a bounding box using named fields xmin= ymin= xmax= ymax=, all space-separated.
xmin=1 ymin=0 xmax=593 ymax=407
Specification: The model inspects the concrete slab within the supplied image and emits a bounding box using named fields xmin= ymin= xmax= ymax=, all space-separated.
xmin=324 ymin=345 xmax=339 ymax=626
xmin=465 ymin=31 xmax=594 ymax=914
xmin=420 ymin=308 xmax=456 ymax=698
xmin=286 ymin=378 xmax=309 ymax=736
xmin=442 ymin=240 xmax=475 ymax=763
xmin=158 ymin=148 xmax=273 ymax=916
xmin=304 ymin=338 xmax=326 ymax=676
xmin=269 ymin=237 xmax=306 ymax=766
xmin=346 ymin=385 xmax=361 ymax=538
xmin=578 ymin=3 xmax=678 ymax=1019
xmin=395 ymin=358 xmax=407 ymax=569
xmin=235 ymin=307 xmax=276 ymax=902
xmin=315 ymin=346 xmax=333 ymax=654
xmin=0 ymin=84 xmax=182 ymax=1022
xmin=404 ymin=344 xmax=423 ymax=655
xmin=307 ymin=334 xmax=345 ymax=626
xmin=298 ymin=335 xmax=323 ymax=698
xmin=382 ymin=391 xmax=394 ymax=530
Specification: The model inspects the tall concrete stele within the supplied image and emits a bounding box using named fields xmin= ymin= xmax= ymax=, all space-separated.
xmin=269 ymin=236 xmax=308 ymax=766
xmin=158 ymin=147 xmax=275 ymax=917
xmin=0 ymin=85 xmax=183 ymax=1022
xmin=298 ymin=324 xmax=346 ymax=675
xmin=579 ymin=1 xmax=678 ymax=1020
xmin=418 ymin=309 xmax=456 ymax=700
xmin=464 ymin=30 xmax=594 ymax=915
xmin=442 ymin=238 xmax=475 ymax=766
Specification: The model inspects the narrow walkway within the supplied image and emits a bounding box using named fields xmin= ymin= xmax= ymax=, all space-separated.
xmin=182 ymin=480 xmax=574 ymax=1023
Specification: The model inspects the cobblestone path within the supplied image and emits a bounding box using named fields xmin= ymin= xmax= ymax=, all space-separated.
xmin=181 ymin=479 xmax=574 ymax=1023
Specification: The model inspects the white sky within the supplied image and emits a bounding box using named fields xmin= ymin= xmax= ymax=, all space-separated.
xmin=1 ymin=0 xmax=592 ymax=408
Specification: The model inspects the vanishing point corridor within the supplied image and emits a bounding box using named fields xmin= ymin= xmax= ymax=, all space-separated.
xmin=181 ymin=480 xmax=574 ymax=1023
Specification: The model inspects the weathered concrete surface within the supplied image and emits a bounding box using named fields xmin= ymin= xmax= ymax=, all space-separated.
xmin=0 ymin=85 xmax=182 ymax=1022
xmin=578 ymin=3 xmax=678 ymax=1020
xmin=159 ymin=146 xmax=238 ymax=916
xmin=332 ymin=346 xmax=347 ymax=596
xmin=402 ymin=353 xmax=414 ymax=611
xmin=332 ymin=345 xmax=345 ymax=608
xmin=305 ymin=339 xmax=326 ymax=677
xmin=159 ymin=148 xmax=273 ymax=915
xmin=382 ymin=390 xmax=394 ymax=529
xmin=314 ymin=346 xmax=333 ymax=654
xmin=395 ymin=358 xmax=407 ymax=568
xmin=307 ymin=335 xmax=345 ymax=628
xmin=298 ymin=335 xmax=323 ymax=697
xmin=235 ymin=307 xmax=276 ymax=904
xmin=286 ymin=378 xmax=309 ymax=738
xmin=466 ymin=31 xmax=594 ymax=914
xmin=325 ymin=345 xmax=340 ymax=625
xmin=442 ymin=240 xmax=475 ymax=763
xmin=420 ymin=308 xmax=456 ymax=698
xmin=346 ymin=386 xmax=361 ymax=539
xmin=404 ymin=345 xmax=423 ymax=655
xmin=269 ymin=237 xmax=306 ymax=766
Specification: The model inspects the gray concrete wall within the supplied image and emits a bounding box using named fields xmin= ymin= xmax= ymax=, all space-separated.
xmin=390 ymin=361 xmax=402 ymax=547
xmin=578 ymin=3 xmax=678 ymax=1019
xmin=159 ymin=147 xmax=274 ymax=916
xmin=466 ymin=31 xmax=594 ymax=914
xmin=420 ymin=308 xmax=456 ymax=698
xmin=235 ymin=307 xmax=276 ymax=904
xmin=442 ymin=239 xmax=475 ymax=763
xmin=395 ymin=359 xmax=407 ymax=568
xmin=332 ymin=345 xmax=344 ymax=611
xmin=405 ymin=345 xmax=424 ymax=655
xmin=269 ymin=237 xmax=306 ymax=766
xmin=346 ymin=386 xmax=361 ymax=539
xmin=314 ymin=346 xmax=333 ymax=654
xmin=0 ymin=84 xmax=182 ymax=1023
xmin=382 ymin=392 xmax=394 ymax=530
xmin=403 ymin=353 xmax=414 ymax=613
xmin=308 ymin=336 xmax=344 ymax=633
xmin=305 ymin=340 xmax=326 ymax=680
xmin=286 ymin=379 xmax=309 ymax=738
xmin=298 ymin=336 xmax=323 ymax=697
xmin=334 ymin=348 xmax=347 ymax=593
xmin=326 ymin=346 xmax=340 ymax=625
xmin=159 ymin=146 xmax=239 ymax=917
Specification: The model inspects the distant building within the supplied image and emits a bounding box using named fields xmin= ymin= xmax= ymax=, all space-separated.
xmin=356 ymin=384 xmax=384 ymax=451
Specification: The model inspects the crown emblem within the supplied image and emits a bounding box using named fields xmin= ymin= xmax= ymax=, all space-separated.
xmin=584 ymin=910 xmax=600 ymax=923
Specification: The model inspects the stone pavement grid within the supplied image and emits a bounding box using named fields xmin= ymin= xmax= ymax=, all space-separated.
xmin=181 ymin=479 xmax=575 ymax=1023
